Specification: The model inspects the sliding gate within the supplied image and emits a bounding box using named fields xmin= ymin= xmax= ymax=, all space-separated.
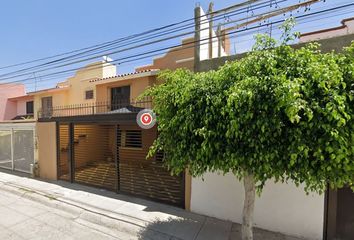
xmin=58 ymin=123 xmax=184 ymax=207
xmin=0 ymin=124 xmax=35 ymax=173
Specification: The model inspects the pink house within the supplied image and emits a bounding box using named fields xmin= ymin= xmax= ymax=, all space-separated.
xmin=0 ymin=84 xmax=34 ymax=121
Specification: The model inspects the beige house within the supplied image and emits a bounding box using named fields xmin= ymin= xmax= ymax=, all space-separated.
xmin=18 ymin=34 xmax=202 ymax=209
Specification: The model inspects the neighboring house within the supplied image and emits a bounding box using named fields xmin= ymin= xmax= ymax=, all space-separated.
xmin=8 ymin=95 xmax=34 ymax=120
xmin=0 ymin=83 xmax=32 ymax=121
xmin=0 ymin=84 xmax=36 ymax=174
xmin=300 ymin=17 xmax=354 ymax=42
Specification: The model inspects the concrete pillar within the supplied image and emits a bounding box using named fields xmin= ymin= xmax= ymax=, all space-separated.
xmin=194 ymin=6 xmax=201 ymax=72
xmin=208 ymin=2 xmax=214 ymax=59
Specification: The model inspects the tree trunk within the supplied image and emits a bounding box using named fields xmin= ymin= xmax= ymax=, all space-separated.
xmin=242 ymin=173 xmax=256 ymax=240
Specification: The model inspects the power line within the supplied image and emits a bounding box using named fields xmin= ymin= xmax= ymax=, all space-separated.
xmin=0 ymin=0 xmax=282 ymax=80
xmin=0 ymin=0 xmax=264 ymax=71
xmin=0 ymin=0 xmax=301 ymax=81
xmin=1 ymin=1 xmax=352 ymax=88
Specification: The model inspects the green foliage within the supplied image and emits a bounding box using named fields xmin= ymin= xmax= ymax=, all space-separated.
xmin=145 ymin=29 xmax=354 ymax=193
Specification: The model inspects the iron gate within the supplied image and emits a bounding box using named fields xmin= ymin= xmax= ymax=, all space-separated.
xmin=0 ymin=125 xmax=35 ymax=174
xmin=57 ymin=123 xmax=185 ymax=207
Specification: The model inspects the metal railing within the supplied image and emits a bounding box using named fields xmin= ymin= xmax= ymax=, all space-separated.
xmin=37 ymin=96 xmax=152 ymax=119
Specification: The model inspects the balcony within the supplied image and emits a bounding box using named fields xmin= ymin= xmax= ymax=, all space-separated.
xmin=37 ymin=96 xmax=152 ymax=120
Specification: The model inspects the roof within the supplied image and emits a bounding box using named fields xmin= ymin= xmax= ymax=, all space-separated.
xmin=8 ymin=95 xmax=34 ymax=101
xmin=89 ymin=69 xmax=159 ymax=84
xmin=300 ymin=17 xmax=354 ymax=37
xmin=27 ymin=86 xmax=69 ymax=95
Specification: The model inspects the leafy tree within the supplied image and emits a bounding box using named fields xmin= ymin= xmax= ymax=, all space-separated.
xmin=145 ymin=20 xmax=354 ymax=240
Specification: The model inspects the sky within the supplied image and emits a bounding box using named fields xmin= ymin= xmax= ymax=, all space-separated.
xmin=0 ymin=0 xmax=353 ymax=92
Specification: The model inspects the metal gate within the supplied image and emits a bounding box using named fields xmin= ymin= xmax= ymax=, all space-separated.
xmin=326 ymin=187 xmax=354 ymax=239
xmin=57 ymin=122 xmax=185 ymax=207
xmin=0 ymin=124 xmax=36 ymax=174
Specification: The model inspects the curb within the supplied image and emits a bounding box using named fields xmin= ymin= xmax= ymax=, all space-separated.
xmin=0 ymin=180 xmax=178 ymax=240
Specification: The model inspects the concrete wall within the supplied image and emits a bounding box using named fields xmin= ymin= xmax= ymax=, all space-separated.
xmin=36 ymin=122 xmax=57 ymax=180
xmin=190 ymin=172 xmax=324 ymax=240
xmin=300 ymin=18 xmax=354 ymax=43
xmin=16 ymin=100 xmax=27 ymax=116
xmin=198 ymin=7 xmax=227 ymax=61
xmin=136 ymin=38 xmax=195 ymax=72
xmin=196 ymin=33 xmax=354 ymax=72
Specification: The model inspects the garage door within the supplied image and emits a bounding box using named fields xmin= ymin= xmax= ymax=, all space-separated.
xmin=57 ymin=123 xmax=185 ymax=207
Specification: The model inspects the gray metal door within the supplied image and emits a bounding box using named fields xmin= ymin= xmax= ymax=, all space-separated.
xmin=0 ymin=130 xmax=12 ymax=170
xmin=13 ymin=130 xmax=35 ymax=173
xmin=0 ymin=127 xmax=35 ymax=174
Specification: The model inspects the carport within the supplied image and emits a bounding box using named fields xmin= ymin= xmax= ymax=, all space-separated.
xmin=52 ymin=114 xmax=185 ymax=208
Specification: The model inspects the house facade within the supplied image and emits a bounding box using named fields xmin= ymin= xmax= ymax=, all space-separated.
xmin=27 ymin=36 xmax=201 ymax=208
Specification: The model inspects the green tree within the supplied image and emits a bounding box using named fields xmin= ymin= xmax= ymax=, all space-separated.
xmin=145 ymin=21 xmax=354 ymax=239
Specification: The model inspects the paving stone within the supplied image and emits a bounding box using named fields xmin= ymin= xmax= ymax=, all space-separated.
xmin=0 ymin=225 xmax=24 ymax=240
xmin=230 ymin=223 xmax=305 ymax=240
xmin=9 ymin=218 xmax=74 ymax=240
xmin=0 ymin=206 xmax=30 ymax=227
xmin=195 ymin=217 xmax=232 ymax=240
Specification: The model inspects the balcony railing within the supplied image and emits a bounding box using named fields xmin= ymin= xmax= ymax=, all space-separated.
xmin=38 ymin=96 xmax=152 ymax=119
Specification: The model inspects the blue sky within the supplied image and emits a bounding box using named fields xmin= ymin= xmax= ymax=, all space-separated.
xmin=0 ymin=0 xmax=353 ymax=92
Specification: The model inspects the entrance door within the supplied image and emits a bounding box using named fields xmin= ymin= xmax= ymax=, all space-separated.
xmin=41 ymin=96 xmax=53 ymax=118
xmin=326 ymin=187 xmax=354 ymax=239
xmin=111 ymin=86 xmax=130 ymax=110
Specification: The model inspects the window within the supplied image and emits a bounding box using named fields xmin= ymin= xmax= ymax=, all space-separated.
xmin=85 ymin=90 xmax=94 ymax=100
xmin=26 ymin=101 xmax=34 ymax=114
xmin=41 ymin=97 xmax=52 ymax=117
xmin=118 ymin=130 xmax=142 ymax=148
xmin=111 ymin=86 xmax=130 ymax=110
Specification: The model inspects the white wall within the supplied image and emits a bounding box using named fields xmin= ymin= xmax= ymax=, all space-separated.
xmin=199 ymin=7 xmax=227 ymax=60
xmin=191 ymin=172 xmax=324 ymax=240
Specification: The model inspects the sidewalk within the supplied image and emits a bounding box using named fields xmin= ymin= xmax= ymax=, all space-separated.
xmin=0 ymin=170 xmax=304 ymax=240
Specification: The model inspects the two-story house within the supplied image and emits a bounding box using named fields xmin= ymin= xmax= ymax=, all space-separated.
xmin=30 ymin=35 xmax=201 ymax=207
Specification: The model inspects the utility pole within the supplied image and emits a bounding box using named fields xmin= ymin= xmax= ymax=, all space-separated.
xmin=33 ymin=72 xmax=37 ymax=92
xmin=194 ymin=4 xmax=201 ymax=72
xmin=217 ymin=24 xmax=222 ymax=57
xmin=208 ymin=2 xmax=214 ymax=59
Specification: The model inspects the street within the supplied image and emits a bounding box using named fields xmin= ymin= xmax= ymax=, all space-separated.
xmin=0 ymin=190 xmax=119 ymax=240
